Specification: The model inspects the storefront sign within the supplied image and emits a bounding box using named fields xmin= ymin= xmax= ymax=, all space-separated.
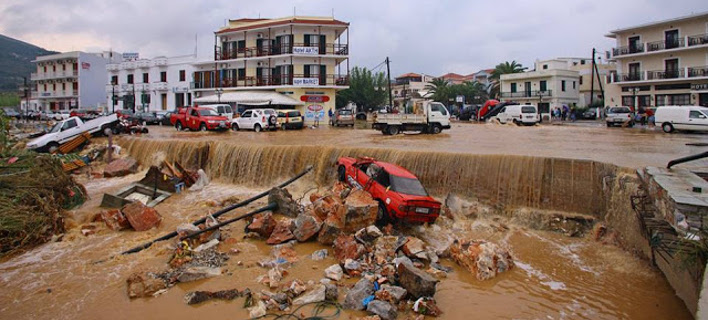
xmin=293 ymin=47 xmax=319 ymax=55
xmin=456 ymin=95 xmax=464 ymax=103
xmin=294 ymin=78 xmax=319 ymax=86
xmin=305 ymin=104 xmax=325 ymax=120
xmin=70 ymin=99 xmax=77 ymax=107
xmin=300 ymin=95 xmax=330 ymax=103
xmin=692 ymin=83 xmax=708 ymax=91
xmin=122 ymin=53 xmax=139 ymax=61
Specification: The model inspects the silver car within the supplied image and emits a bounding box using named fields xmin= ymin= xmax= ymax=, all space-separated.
xmin=605 ymin=106 xmax=634 ymax=127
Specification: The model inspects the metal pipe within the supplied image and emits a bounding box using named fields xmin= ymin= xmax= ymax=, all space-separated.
xmin=667 ymin=151 xmax=708 ymax=169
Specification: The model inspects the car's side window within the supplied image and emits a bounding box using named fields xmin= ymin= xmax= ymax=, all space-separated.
xmin=690 ymin=111 xmax=706 ymax=119
xmin=374 ymin=170 xmax=391 ymax=187
xmin=242 ymin=111 xmax=252 ymax=118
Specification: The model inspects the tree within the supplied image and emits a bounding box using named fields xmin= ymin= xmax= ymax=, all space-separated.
xmin=489 ymin=60 xmax=527 ymax=99
xmin=424 ymin=78 xmax=450 ymax=103
xmin=336 ymin=67 xmax=388 ymax=111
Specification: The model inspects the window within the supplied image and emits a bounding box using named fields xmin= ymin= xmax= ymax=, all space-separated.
xmin=53 ymin=84 xmax=56 ymax=91
xmin=62 ymin=119 xmax=78 ymax=130
xmin=573 ymin=81 xmax=576 ymax=89
xmin=179 ymin=70 xmax=186 ymax=82
xmin=622 ymin=96 xmax=635 ymax=107
xmin=581 ymin=60 xmax=586 ymax=65
xmin=540 ymin=80 xmax=547 ymax=92
xmin=579 ymin=76 xmax=583 ymax=85
xmin=238 ymin=68 xmax=246 ymax=79
xmin=242 ymin=110 xmax=252 ymax=118
xmin=63 ymin=64 xmax=66 ymax=71
xmin=390 ymin=175 xmax=428 ymax=196
xmin=629 ymin=36 xmax=641 ymax=53
xmin=655 ymin=94 xmax=691 ymax=106
xmin=543 ymin=64 xmax=548 ymax=70
xmin=160 ymin=71 xmax=167 ymax=82
xmin=53 ymin=65 xmax=56 ymax=72
xmin=690 ymin=111 xmax=707 ymax=119
xmin=511 ymin=83 xmax=517 ymax=93
xmin=127 ymin=74 xmax=134 ymax=84
xmin=111 ymin=75 xmax=118 ymax=84
xmin=62 ymin=83 xmax=66 ymax=90
xmin=142 ymin=73 xmax=149 ymax=83
xmin=561 ymin=80 xmax=566 ymax=92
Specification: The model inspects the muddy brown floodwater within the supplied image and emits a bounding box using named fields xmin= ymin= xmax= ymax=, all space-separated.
xmin=0 ymin=122 xmax=702 ymax=320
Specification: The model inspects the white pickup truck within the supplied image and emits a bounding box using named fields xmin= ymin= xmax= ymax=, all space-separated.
xmin=26 ymin=114 xmax=119 ymax=152
xmin=372 ymin=101 xmax=451 ymax=135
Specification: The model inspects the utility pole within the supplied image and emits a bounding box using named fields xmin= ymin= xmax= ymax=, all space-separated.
xmin=23 ymin=77 xmax=29 ymax=122
xmin=590 ymin=49 xmax=595 ymax=107
xmin=386 ymin=57 xmax=392 ymax=110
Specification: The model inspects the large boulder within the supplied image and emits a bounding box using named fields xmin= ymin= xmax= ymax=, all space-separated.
xmin=378 ymin=284 xmax=407 ymax=303
xmin=246 ymin=212 xmax=277 ymax=238
xmin=266 ymin=220 xmax=295 ymax=245
xmin=269 ymin=187 xmax=300 ymax=217
xmin=355 ymin=225 xmax=383 ymax=244
xmin=341 ymin=190 xmax=378 ymax=233
xmin=397 ymin=262 xmax=438 ymax=298
xmin=449 ymin=239 xmax=514 ymax=281
xmin=333 ymin=234 xmax=365 ymax=263
xmin=126 ymin=272 xmax=167 ymax=298
xmin=366 ymin=300 xmax=398 ymax=320
xmin=324 ymin=264 xmax=344 ymax=281
xmin=122 ymin=202 xmax=162 ymax=231
xmin=292 ymin=213 xmax=323 ymax=242
xmin=104 ymin=157 xmax=138 ymax=178
xmin=101 ymin=209 xmax=131 ymax=231
xmin=402 ymin=236 xmax=428 ymax=260
xmin=317 ymin=210 xmax=345 ymax=245
xmin=343 ymin=278 xmax=375 ymax=310
xmin=310 ymin=194 xmax=343 ymax=221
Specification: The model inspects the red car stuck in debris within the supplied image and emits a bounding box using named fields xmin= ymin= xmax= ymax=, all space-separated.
xmin=336 ymin=157 xmax=441 ymax=224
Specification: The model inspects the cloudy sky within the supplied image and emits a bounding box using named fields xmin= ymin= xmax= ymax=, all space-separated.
xmin=1 ymin=0 xmax=706 ymax=77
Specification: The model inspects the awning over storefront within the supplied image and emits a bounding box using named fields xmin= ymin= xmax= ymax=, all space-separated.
xmin=193 ymin=91 xmax=304 ymax=106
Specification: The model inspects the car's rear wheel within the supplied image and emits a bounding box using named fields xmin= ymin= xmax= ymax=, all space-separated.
xmin=662 ymin=122 xmax=674 ymax=133
xmin=606 ymin=122 xmax=612 ymax=127
xmin=376 ymin=200 xmax=391 ymax=226
xmin=254 ymin=124 xmax=262 ymax=132
xmin=232 ymin=123 xmax=239 ymax=131
xmin=47 ymin=142 xmax=59 ymax=153
xmin=338 ymin=165 xmax=346 ymax=182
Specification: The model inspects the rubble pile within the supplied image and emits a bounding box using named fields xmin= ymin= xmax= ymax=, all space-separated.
xmin=97 ymin=202 xmax=162 ymax=232
xmin=449 ymin=239 xmax=514 ymax=281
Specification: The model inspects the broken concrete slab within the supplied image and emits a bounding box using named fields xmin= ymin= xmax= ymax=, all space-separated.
xmin=122 ymin=202 xmax=162 ymax=231
xmin=247 ymin=212 xmax=277 ymax=238
xmin=292 ymin=285 xmax=326 ymax=305
xmin=449 ymin=239 xmax=514 ymax=281
xmin=103 ymin=157 xmax=138 ymax=178
xmin=292 ymin=213 xmax=323 ymax=242
xmin=333 ymin=234 xmax=365 ymax=263
xmin=379 ymin=284 xmax=407 ymax=303
xmin=324 ymin=264 xmax=344 ymax=281
xmin=402 ymin=236 xmax=428 ymax=260
xmin=100 ymin=209 xmax=131 ymax=231
xmin=266 ymin=220 xmax=295 ymax=245
xmin=176 ymin=266 xmax=222 ymax=283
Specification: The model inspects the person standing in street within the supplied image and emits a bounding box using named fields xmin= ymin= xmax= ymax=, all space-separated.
xmin=314 ymin=111 xmax=320 ymax=127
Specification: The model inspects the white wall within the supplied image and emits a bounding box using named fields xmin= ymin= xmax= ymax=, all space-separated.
xmin=78 ymin=52 xmax=109 ymax=110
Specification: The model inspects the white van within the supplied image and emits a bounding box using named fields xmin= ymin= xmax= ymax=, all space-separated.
xmin=198 ymin=104 xmax=233 ymax=120
xmin=655 ymin=106 xmax=708 ymax=133
xmin=495 ymin=104 xmax=539 ymax=125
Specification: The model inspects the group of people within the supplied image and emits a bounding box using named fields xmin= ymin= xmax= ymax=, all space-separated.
xmin=552 ymin=105 xmax=575 ymax=121
xmin=635 ymin=106 xmax=656 ymax=126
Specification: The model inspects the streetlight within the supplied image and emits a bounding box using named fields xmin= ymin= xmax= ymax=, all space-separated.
xmin=215 ymin=88 xmax=223 ymax=103
xmin=537 ymin=90 xmax=547 ymax=121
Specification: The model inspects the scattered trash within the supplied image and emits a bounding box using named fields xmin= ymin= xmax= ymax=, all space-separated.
xmin=311 ymin=249 xmax=328 ymax=261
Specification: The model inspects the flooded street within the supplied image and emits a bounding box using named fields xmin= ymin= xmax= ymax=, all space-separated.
xmin=0 ymin=122 xmax=702 ymax=320
xmin=141 ymin=122 xmax=708 ymax=169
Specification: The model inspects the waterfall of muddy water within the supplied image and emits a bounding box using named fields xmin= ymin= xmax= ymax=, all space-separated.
xmin=119 ymin=137 xmax=624 ymax=216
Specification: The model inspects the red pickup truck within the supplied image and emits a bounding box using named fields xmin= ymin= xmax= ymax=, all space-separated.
xmin=336 ymin=157 xmax=441 ymax=224
xmin=170 ymin=106 xmax=229 ymax=131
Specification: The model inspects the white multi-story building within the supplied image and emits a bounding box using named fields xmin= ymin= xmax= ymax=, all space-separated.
xmin=106 ymin=54 xmax=197 ymax=113
xmin=605 ymin=12 xmax=708 ymax=108
xmin=392 ymin=73 xmax=434 ymax=109
xmin=190 ymin=16 xmax=350 ymax=123
xmin=500 ymin=59 xmax=581 ymax=119
xmin=559 ymin=57 xmax=615 ymax=107
xmin=30 ymin=51 xmax=114 ymax=111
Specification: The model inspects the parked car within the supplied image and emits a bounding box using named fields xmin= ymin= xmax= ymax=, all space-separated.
xmin=355 ymin=112 xmax=367 ymax=120
xmin=1 ymin=109 xmax=20 ymax=119
xmin=655 ymin=106 xmax=708 ymax=133
xmin=277 ymin=109 xmax=305 ymax=129
xmin=581 ymin=108 xmax=598 ymax=120
xmin=605 ymin=106 xmax=635 ymax=127
xmin=458 ymin=105 xmax=480 ymax=121
xmin=170 ymin=106 xmax=229 ymax=131
xmin=157 ymin=111 xmax=172 ymax=125
xmin=331 ymin=109 xmax=355 ymax=126
xmin=25 ymin=114 xmax=119 ymax=152
xmin=495 ymin=104 xmax=539 ymax=125
xmin=199 ymin=104 xmax=233 ymax=121
xmin=70 ymin=109 xmax=100 ymax=121
xmin=231 ymin=108 xmax=278 ymax=132
xmin=130 ymin=112 xmax=160 ymax=125
xmin=54 ymin=110 xmax=71 ymax=121
xmin=336 ymin=157 xmax=441 ymax=224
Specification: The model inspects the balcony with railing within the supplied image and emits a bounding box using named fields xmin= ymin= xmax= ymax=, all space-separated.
xmin=121 ymin=61 xmax=137 ymax=69
xmin=688 ymin=66 xmax=708 ymax=78
xmin=499 ymin=90 xmax=552 ymax=98
xmin=152 ymin=82 xmax=169 ymax=91
xmin=647 ymin=69 xmax=685 ymax=80
xmin=137 ymin=60 xmax=151 ymax=68
xmin=153 ymin=58 xmax=168 ymax=67
xmin=688 ymin=34 xmax=708 ymax=47
xmin=30 ymin=70 xmax=78 ymax=80
xmin=215 ymin=42 xmax=348 ymax=61
xmin=612 ymin=44 xmax=645 ymax=57
xmin=191 ymin=74 xmax=350 ymax=89
xmin=646 ymin=38 xmax=685 ymax=52
xmin=107 ymin=63 xmax=120 ymax=71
